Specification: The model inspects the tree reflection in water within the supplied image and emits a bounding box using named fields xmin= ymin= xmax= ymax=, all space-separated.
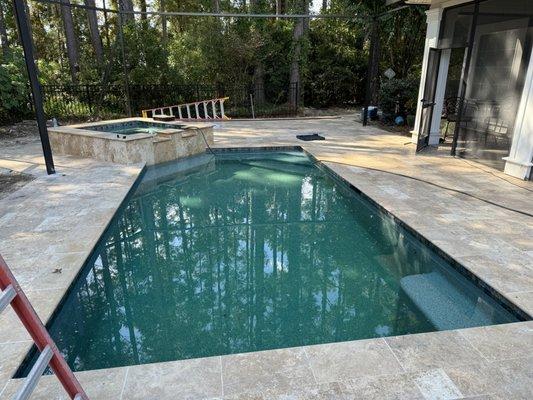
xmin=40 ymin=152 xmax=512 ymax=372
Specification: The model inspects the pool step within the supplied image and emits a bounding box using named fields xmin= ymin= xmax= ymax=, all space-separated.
xmin=0 ymin=254 xmax=89 ymax=400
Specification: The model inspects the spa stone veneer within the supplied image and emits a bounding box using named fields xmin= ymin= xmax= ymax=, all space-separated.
xmin=48 ymin=118 xmax=214 ymax=165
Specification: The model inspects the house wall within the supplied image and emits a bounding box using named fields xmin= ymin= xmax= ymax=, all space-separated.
xmin=411 ymin=0 xmax=533 ymax=180
xmin=411 ymin=8 xmax=444 ymax=146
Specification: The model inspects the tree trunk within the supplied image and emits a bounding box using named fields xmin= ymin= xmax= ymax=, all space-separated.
xmin=276 ymin=0 xmax=284 ymax=15
xmin=120 ymin=0 xmax=135 ymax=24
xmin=322 ymin=0 xmax=327 ymax=13
xmin=0 ymin=2 xmax=9 ymax=58
xmin=139 ymin=0 xmax=147 ymax=21
xmin=289 ymin=1 xmax=308 ymax=108
xmin=369 ymin=21 xmax=380 ymax=105
xmin=253 ymin=63 xmax=265 ymax=104
xmin=84 ymin=0 xmax=104 ymax=68
xmin=289 ymin=18 xmax=303 ymax=108
xmin=60 ymin=0 xmax=80 ymax=83
xmin=212 ymin=0 xmax=220 ymax=13
xmin=161 ymin=0 xmax=167 ymax=44
xmin=250 ymin=0 xmax=265 ymax=104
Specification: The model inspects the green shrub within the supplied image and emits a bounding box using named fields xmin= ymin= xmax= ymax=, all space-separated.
xmin=0 ymin=50 xmax=32 ymax=124
xmin=379 ymin=76 xmax=419 ymax=118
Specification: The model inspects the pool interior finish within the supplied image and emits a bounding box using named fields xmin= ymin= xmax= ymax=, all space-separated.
xmin=19 ymin=151 xmax=518 ymax=374
xmin=83 ymin=120 xmax=184 ymax=135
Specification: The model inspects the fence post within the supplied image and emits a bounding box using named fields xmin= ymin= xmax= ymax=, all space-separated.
xmin=117 ymin=0 xmax=132 ymax=117
xmin=86 ymin=84 xmax=92 ymax=113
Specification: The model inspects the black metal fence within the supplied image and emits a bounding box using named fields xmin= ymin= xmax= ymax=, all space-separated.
xmin=41 ymin=83 xmax=299 ymax=121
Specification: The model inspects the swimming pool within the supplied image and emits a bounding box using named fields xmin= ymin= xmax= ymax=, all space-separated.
xmin=19 ymin=151 xmax=519 ymax=374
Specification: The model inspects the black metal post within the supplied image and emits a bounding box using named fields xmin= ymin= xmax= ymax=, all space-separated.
xmin=117 ymin=0 xmax=132 ymax=117
xmin=363 ymin=18 xmax=378 ymax=126
xmin=13 ymin=0 xmax=55 ymax=174
xmin=450 ymin=0 xmax=479 ymax=156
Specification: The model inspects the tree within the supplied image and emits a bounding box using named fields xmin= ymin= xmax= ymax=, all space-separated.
xmin=121 ymin=0 xmax=135 ymax=23
xmin=0 ymin=1 xmax=10 ymax=59
xmin=84 ymin=0 xmax=104 ymax=68
xmin=161 ymin=0 xmax=167 ymax=44
xmin=138 ymin=0 xmax=148 ymax=21
xmin=60 ymin=0 xmax=80 ymax=83
xmin=250 ymin=0 xmax=265 ymax=103
xmin=289 ymin=0 xmax=308 ymax=108
xmin=0 ymin=0 xmax=428 ymax=122
xmin=276 ymin=0 xmax=284 ymax=15
xmin=212 ymin=0 xmax=220 ymax=13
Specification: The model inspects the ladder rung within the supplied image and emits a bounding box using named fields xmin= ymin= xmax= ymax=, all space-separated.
xmin=0 ymin=284 xmax=16 ymax=314
xmin=14 ymin=345 xmax=54 ymax=400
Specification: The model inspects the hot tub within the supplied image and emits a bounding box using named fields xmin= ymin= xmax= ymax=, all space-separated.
xmin=48 ymin=117 xmax=214 ymax=165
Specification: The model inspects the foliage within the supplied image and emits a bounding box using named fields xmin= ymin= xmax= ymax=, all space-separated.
xmin=0 ymin=0 xmax=427 ymax=123
xmin=305 ymin=17 xmax=366 ymax=107
xmin=0 ymin=50 xmax=32 ymax=123
xmin=379 ymin=75 xmax=420 ymax=119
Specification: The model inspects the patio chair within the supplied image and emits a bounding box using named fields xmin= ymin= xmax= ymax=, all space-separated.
xmin=442 ymin=97 xmax=478 ymax=140
xmin=442 ymin=96 xmax=459 ymax=140
xmin=483 ymin=101 xmax=512 ymax=147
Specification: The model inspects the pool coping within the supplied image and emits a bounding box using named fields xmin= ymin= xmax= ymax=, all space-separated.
xmin=50 ymin=117 xmax=213 ymax=142
xmin=2 ymin=144 xmax=532 ymax=399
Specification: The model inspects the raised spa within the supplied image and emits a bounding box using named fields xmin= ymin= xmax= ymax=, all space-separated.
xmin=19 ymin=151 xmax=520 ymax=374
xmin=48 ymin=118 xmax=213 ymax=165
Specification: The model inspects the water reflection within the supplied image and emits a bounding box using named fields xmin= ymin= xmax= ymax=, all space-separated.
xmin=43 ymin=152 xmax=515 ymax=372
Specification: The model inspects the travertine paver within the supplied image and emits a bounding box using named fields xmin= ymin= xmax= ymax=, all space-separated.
xmin=0 ymin=141 xmax=143 ymax=395
xmin=303 ymin=339 xmax=404 ymax=383
xmin=122 ymin=357 xmax=222 ymax=400
xmin=385 ymin=330 xmax=482 ymax=372
xmin=1 ymin=116 xmax=532 ymax=400
xmin=222 ymin=347 xmax=315 ymax=398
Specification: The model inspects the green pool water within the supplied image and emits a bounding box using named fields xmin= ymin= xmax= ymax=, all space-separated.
xmin=84 ymin=121 xmax=183 ymax=135
xmin=20 ymin=151 xmax=518 ymax=373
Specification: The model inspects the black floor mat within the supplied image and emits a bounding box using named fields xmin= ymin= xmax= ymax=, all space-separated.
xmin=296 ymin=133 xmax=325 ymax=141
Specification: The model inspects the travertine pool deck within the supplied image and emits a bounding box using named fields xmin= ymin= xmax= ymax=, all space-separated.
xmin=1 ymin=116 xmax=532 ymax=399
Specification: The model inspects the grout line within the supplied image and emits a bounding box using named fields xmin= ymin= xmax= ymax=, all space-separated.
xmin=219 ymin=356 xmax=224 ymax=398
xmin=0 ymin=339 xmax=33 ymax=346
xmin=456 ymin=330 xmax=491 ymax=364
xmin=119 ymin=367 xmax=130 ymax=400
xmin=301 ymin=347 xmax=319 ymax=385
xmin=0 ymin=381 xmax=8 ymax=398
xmin=383 ymin=338 xmax=407 ymax=373
xmin=484 ymin=354 xmax=533 ymax=364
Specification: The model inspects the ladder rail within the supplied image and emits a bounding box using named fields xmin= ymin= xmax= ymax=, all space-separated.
xmin=14 ymin=346 xmax=53 ymax=400
xmin=0 ymin=254 xmax=88 ymax=400
xmin=0 ymin=284 xmax=16 ymax=313
xmin=142 ymin=97 xmax=230 ymax=121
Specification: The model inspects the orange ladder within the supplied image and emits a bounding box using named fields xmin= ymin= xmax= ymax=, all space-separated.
xmin=0 ymin=254 xmax=88 ymax=400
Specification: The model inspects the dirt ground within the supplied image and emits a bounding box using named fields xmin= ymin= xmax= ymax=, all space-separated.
xmin=0 ymin=120 xmax=40 ymax=147
xmin=0 ymin=171 xmax=34 ymax=200
xmin=0 ymin=121 xmax=39 ymax=198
